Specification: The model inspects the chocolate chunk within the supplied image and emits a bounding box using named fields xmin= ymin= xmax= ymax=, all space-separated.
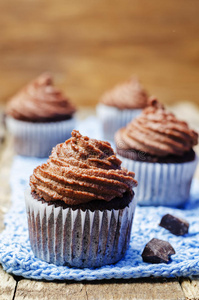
xmin=159 ymin=214 xmax=189 ymax=236
xmin=142 ymin=238 xmax=175 ymax=264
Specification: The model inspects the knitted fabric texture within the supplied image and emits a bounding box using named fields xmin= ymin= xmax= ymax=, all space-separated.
xmin=0 ymin=117 xmax=199 ymax=281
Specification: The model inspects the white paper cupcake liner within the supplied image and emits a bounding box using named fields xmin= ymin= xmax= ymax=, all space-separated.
xmin=25 ymin=189 xmax=136 ymax=268
xmin=118 ymin=155 xmax=198 ymax=207
xmin=96 ymin=104 xmax=142 ymax=141
xmin=6 ymin=116 xmax=76 ymax=157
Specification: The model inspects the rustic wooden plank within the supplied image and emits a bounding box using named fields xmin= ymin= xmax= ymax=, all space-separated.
xmin=181 ymin=278 xmax=199 ymax=300
xmin=14 ymin=280 xmax=87 ymax=300
xmin=0 ymin=266 xmax=17 ymax=300
xmin=0 ymin=127 xmax=4 ymax=145
xmin=0 ymin=136 xmax=14 ymax=232
xmin=0 ymin=136 xmax=14 ymax=213
xmin=0 ymin=212 xmax=5 ymax=232
xmin=85 ymin=278 xmax=185 ymax=300
xmin=0 ymin=113 xmax=5 ymax=153
xmin=0 ymin=0 xmax=199 ymax=106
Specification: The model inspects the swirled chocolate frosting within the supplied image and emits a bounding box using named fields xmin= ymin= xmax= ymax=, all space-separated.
xmin=115 ymin=98 xmax=198 ymax=158
xmin=6 ymin=73 xmax=76 ymax=122
xmin=100 ymin=78 xmax=149 ymax=109
xmin=30 ymin=130 xmax=137 ymax=205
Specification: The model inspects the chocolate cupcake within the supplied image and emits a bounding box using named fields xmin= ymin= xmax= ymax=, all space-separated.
xmin=115 ymin=99 xmax=198 ymax=207
xmin=25 ymin=130 xmax=137 ymax=267
xmin=96 ymin=78 xmax=149 ymax=141
xmin=6 ymin=73 xmax=76 ymax=157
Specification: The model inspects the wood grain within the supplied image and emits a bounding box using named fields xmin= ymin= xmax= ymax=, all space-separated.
xmin=85 ymin=278 xmax=185 ymax=300
xmin=0 ymin=0 xmax=199 ymax=108
xmin=0 ymin=266 xmax=17 ymax=300
xmin=181 ymin=278 xmax=199 ymax=300
xmin=0 ymin=134 xmax=14 ymax=229
xmin=15 ymin=280 xmax=87 ymax=300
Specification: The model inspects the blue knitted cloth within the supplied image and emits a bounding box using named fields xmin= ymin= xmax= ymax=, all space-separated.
xmin=0 ymin=117 xmax=199 ymax=281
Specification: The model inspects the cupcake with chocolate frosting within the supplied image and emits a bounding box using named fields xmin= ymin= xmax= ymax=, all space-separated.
xmin=96 ymin=78 xmax=149 ymax=141
xmin=25 ymin=130 xmax=137 ymax=267
xmin=115 ymin=98 xmax=198 ymax=207
xmin=6 ymin=73 xmax=76 ymax=157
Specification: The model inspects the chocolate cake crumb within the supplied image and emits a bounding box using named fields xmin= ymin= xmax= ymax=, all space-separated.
xmin=32 ymin=190 xmax=134 ymax=212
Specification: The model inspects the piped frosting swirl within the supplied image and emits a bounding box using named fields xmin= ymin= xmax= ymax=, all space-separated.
xmin=30 ymin=130 xmax=137 ymax=205
xmin=115 ymin=98 xmax=198 ymax=157
xmin=6 ymin=73 xmax=76 ymax=122
xmin=100 ymin=78 xmax=149 ymax=109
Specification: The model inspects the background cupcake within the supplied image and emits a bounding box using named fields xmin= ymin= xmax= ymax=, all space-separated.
xmin=96 ymin=78 xmax=149 ymax=141
xmin=115 ymin=98 xmax=198 ymax=207
xmin=6 ymin=73 xmax=76 ymax=157
xmin=25 ymin=130 xmax=137 ymax=268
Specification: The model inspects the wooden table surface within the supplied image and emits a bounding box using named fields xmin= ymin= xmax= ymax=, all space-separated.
xmin=0 ymin=104 xmax=199 ymax=300
xmin=0 ymin=0 xmax=199 ymax=108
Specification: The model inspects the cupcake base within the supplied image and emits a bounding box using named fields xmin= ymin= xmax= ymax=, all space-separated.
xmin=117 ymin=148 xmax=196 ymax=163
xmin=117 ymin=154 xmax=198 ymax=207
xmin=6 ymin=116 xmax=76 ymax=157
xmin=25 ymin=189 xmax=136 ymax=268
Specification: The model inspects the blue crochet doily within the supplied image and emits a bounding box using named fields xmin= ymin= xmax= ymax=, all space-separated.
xmin=0 ymin=117 xmax=199 ymax=281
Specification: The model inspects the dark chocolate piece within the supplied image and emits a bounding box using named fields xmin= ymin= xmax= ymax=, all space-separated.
xmin=159 ymin=214 xmax=189 ymax=236
xmin=142 ymin=238 xmax=175 ymax=264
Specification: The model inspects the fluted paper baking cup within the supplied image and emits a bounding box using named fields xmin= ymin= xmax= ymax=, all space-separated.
xmin=6 ymin=116 xmax=76 ymax=157
xmin=96 ymin=104 xmax=142 ymax=141
xmin=25 ymin=189 xmax=136 ymax=268
xmin=118 ymin=155 xmax=198 ymax=207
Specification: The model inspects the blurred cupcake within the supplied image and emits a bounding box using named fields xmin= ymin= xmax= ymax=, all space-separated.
xmin=6 ymin=73 xmax=76 ymax=157
xmin=115 ymin=98 xmax=198 ymax=207
xmin=96 ymin=78 xmax=149 ymax=141
xmin=25 ymin=130 xmax=137 ymax=268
